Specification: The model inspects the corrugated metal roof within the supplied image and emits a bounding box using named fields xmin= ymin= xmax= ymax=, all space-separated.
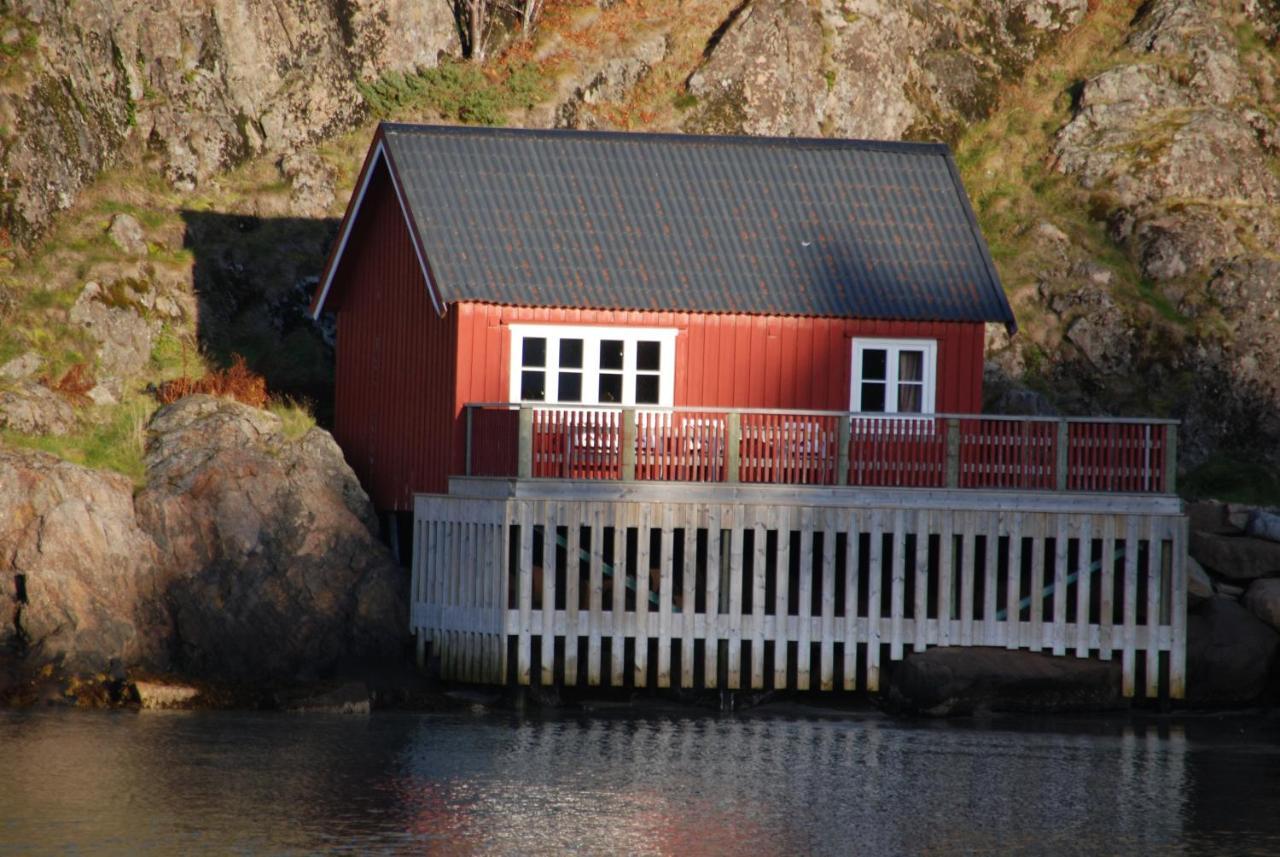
xmin=378 ymin=123 xmax=1015 ymax=327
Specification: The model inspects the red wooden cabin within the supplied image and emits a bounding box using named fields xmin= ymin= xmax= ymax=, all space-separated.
xmin=312 ymin=123 xmax=1175 ymax=514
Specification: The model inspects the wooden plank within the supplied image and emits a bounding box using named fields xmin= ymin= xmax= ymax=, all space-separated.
xmin=1122 ymin=515 xmax=1139 ymax=697
xmin=1100 ymin=515 xmax=1117 ymax=660
xmin=751 ymin=508 xmax=768 ymax=690
xmin=587 ymin=504 xmax=604 ymax=686
xmin=681 ymin=504 xmax=697 ymax=689
xmin=938 ymin=510 xmax=953 ymax=647
xmin=704 ymin=505 xmax=722 ymax=689
xmin=610 ymin=502 xmax=627 ymax=686
xmin=960 ymin=511 xmax=976 ymax=647
xmin=1029 ymin=514 xmax=1045 ymax=653
xmin=541 ymin=504 xmax=556 ymax=687
xmin=820 ymin=508 xmax=837 ymax=689
xmin=982 ymin=512 xmax=999 ymax=646
xmin=913 ymin=508 xmax=929 ymax=653
xmin=500 ymin=511 xmax=512 ymax=684
xmin=726 ymin=508 xmax=744 ymax=690
xmin=1145 ymin=516 xmax=1160 ymax=699
xmin=842 ymin=508 xmax=859 ymax=690
xmin=518 ymin=503 xmax=533 ymax=686
xmin=564 ymin=503 xmax=581 ymax=686
xmin=777 ymin=506 xmax=795 ymax=690
xmin=634 ymin=503 xmax=652 ymax=688
xmin=889 ymin=508 xmax=906 ymax=661
xmin=658 ymin=505 xmax=675 ymax=689
xmin=1075 ymin=515 xmax=1093 ymax=659
xmin=1006 ymin=512 xmax=1023 ymax=651
xmin=866 ymin=509 xmax=883 ymax=691
xmin=1170 ymin=516 xmax=1188 ymax=699
xmin=797 ymin=508 xmax=815 ymax=691
xmin=1052 ymin=514 xmax=1069 ymax=656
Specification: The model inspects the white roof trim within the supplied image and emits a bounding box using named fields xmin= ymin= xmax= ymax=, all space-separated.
xmin=311 ymin=140 xmax=444 ymax=319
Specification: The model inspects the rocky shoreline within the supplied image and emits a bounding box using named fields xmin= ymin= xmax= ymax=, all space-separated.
xmin=6 ymin=394 xmax=1280 ymax=718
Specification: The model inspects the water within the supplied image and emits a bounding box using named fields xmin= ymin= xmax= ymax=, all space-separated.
xmin=2 ymin=706 xmax=1280 ymax=856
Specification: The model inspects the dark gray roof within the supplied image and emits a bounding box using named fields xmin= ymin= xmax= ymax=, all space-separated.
xmin=378 ymin=123 xmax=1014 ymax=326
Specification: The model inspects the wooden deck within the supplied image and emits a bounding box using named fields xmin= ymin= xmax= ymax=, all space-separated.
xmin=465 ymin=405 xmax=1179 ymax=494
xmin=412 ymin=480 xmax=1187 ymax=699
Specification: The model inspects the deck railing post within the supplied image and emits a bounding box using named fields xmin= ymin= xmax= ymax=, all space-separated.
xmin=726 ymin=412 xmax=741 ymax=483
xmin=1165 ymin=423 xmax=1178 ymax=495
xmin=465 ymin=405 xmax=474 ymax=477
xmin=837 ymin=415 xmax=852 ymax=486
xmin=1056 ymin=419 xmax=1070 ymax=492
xmin=620 ymin=408 xmax=637 ymax=482
xmin=517 ymin=406 xmax=533 ymax=479
xmin=945 ymin=418 xmax=960 ymax=488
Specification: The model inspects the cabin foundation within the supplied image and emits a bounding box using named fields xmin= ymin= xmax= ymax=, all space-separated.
xmin=412 ymin=479 xmax=1187 ymax=699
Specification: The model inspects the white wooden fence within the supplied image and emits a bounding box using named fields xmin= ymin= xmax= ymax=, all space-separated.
xmin=412 ymin=485 xmax=1188 ymax=699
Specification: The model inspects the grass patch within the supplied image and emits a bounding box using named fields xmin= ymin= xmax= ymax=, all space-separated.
xmin=357 ymin=59 xmax=553 ymax=125
xmin=1182 ymin=454 xmax=1280 ymax=506
xmin=2 ymin=397 xmax=156 ymax=485
xmin=268 ymin=396 xmax=316 ymax=441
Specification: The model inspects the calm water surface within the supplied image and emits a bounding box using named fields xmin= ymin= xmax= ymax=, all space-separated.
xmin=2 ymin=705 xmax=1279 ymax=855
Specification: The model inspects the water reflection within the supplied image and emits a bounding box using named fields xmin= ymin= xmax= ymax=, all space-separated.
xmin=2 ymin=708 xmax=1280 ymax=855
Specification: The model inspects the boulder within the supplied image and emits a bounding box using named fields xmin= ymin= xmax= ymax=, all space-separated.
xmin=0 ymin=448 xmax=169 ymax=675
xmin=1244 ymin=579 xmax=1280 ymax=633
xmin=1185 ymin=596 xmax=1280 ymax=706
xmin=0 ymin=381 xmax=77 ymax=435
xmin=0 ymin=352 xmax=43 ymax=381
xmin=1189 ymin=531 xmax=1280 ymax=581
xmin=1246 ymin=509 xmax=1280 ymax=544
xmin=106 ymin=213 xmax=147 ymax=256
xmin=133 ymin=679 xmax=201 ymax=710
xmin=69 ymin=282 xmax=155 ymax=393
xmin=134 ymin=395 xmax=405 ymax=683
xmin=882 ymin=647 xmax=1124 ymax=716
xmin=1187 ymin=556 xmax=1214 ymax=605
xmin=1186 ymin=500 xmax=1244 ymax=536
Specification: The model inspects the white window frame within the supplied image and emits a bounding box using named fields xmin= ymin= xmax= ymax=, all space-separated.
xmin=850 ymin=338 xmax=938 ymax=415
xmin=508 ymin=324 xmax=678 ymax=407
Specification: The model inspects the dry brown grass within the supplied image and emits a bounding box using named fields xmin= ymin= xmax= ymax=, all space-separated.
xmin=42 ymin=362 xmax=95 ymax=402
xmin=155 ymin=354 xmax=268 ymax=408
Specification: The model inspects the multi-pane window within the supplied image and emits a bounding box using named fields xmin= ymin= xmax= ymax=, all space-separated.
xmin=509 ymin=325 xmax=676 ymax=407
xmin=851 ymin=339 xmax=936 ymax=415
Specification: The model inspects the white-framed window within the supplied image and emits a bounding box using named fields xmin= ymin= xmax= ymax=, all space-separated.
xmin=850 ymin=338 xmax=937 ymax=414
xmin=508 ymin=324 xmax=678 ymax=407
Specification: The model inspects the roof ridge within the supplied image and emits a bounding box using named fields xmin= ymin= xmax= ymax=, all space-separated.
xmin=379 ymin=121 xmax=952 ymax=156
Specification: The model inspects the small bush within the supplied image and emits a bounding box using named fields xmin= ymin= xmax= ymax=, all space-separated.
xmin=155 ymin=354 xmax=268 ymax=408
xmin=358 ymin=59 xmax=552 ymax=125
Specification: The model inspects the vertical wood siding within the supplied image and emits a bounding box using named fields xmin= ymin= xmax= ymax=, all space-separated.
xmin=328 ymin=162 xmax=457 ymax=511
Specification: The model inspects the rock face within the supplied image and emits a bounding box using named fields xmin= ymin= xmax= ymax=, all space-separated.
xmin=134 ymin=395 xmax=404 ymax=682
xmin=0 ymin=449 xmax=168 ymax=674
xmin=686 ymin=0 xmax=1086 ymax=141
xmin=883 ymin=646 xmax=1124 ymax=716
xmin=1 ymin=394 xmax=406 ymax=700
xmin=1049 ymin=0 xmax=1280 ymax=462
xmin=1 ymin=0 xmax=459 ymax=248
xmin=1185 ymin=596 xmax=1280 ymax=706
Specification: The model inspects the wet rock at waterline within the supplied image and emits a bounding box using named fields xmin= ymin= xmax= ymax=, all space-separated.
xmin=1185 ymin=596 xmax=1280 ymax=707
xmin=883 ymin=647 xmax=1125 ymax=716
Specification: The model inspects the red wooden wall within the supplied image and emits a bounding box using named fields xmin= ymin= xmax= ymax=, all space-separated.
xmin=325 ymin=161 xmax=457 ymax=511
xmin=450 ymin=303 xmax=985 ymax=484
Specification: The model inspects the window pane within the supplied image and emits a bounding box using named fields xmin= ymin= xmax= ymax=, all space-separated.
xmin=862 ymin=348 xmax=887 ymax=381
xmin=598 ymin=373 xmax=623 ymax=403
xmin=899 ymin=350 xmax=923 ymax=382
xmin=637 ymin=341 xmax=661 ymax=371
xmin=898 ymin=383 xmax=922 ymax=413
xmin=559 ymin=338 xmax=584 ymax=369
xmin=522 ymin=337 xmax=546 ymax=368
xmin=600 ymin=340 xmax=624 ymax=370
xmin=860 ymin=381 xmax=886 ymax=412
xmin=558 ymin=372 xmax=582 ymax=402
xmin=635 ymin=374 xmax=660 ymax=404
xmin=521 ymin=370 xmax=546 ymax=401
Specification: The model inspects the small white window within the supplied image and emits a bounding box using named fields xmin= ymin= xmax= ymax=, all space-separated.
xmin=851 ymin=339 xmax=937 ymax=414
xmin=508 ymin=324 xmax=677 ymax=407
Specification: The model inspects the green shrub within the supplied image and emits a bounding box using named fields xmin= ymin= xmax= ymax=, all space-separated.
xmin=358 ymin=59 xmax=552 ymax=125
